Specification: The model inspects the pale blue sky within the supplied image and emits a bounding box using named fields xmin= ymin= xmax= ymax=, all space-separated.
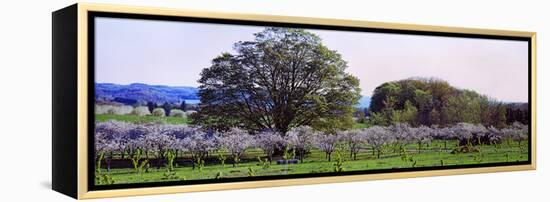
xmin=95 ymin=17 xmax=528 ymax=102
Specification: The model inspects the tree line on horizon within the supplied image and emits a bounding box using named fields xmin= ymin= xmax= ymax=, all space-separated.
xmin=367 ymin=78 xmax=529 ymax=128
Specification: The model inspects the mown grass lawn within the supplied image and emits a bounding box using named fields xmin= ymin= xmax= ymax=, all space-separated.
xmin=96 ymin=114 xmax=190 ymax=125
xmin=97 ymin=141 xmax=528 ymax=185
xmin=353 ymin=122 xmax=370 ymax=129
xmin=97 ymin=114 xmax=371 ymax=129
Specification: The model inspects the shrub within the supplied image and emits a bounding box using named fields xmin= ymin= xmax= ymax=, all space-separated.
xmin=95 ymin=172 xmax=115 ymax=185
xmin=185 ymin=110 xmax=197 ymax=117
xmin=170 ymin=109 xmax=186 ymax=118
xmin=95 ymin=104 xmax=111 ymax=114
xmin=96 ymin=104 xmax=133 ymax=115
xmin=215 ymin=171 xmax=223 ymax=179
xmin=152 ymin=108 xmax=166 ymax=117
xmin=247 ymin=167 xmax=255 ymax=177
xmin=217 ymin=150 xmax=227 ymax=168
xmin=257 ymin=157 xmax=271 ymax=169
xmin=132 ymin=106 xmax=151 ymax=116
xmin=197 ymin=157 xmax=205 ymax=172
xmin=113 ymin=105 xmax=133 ymax=115
xmin=333 ymin=149 xmax=345 ymax=172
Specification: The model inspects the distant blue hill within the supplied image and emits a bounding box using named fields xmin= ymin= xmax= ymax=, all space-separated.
xmin=95 ymin=83 xmax=199 ymax=104
xmin=358 ymin=96 xmax=371 ymax=109
xmin=96 ymin=83 xmax=371 ymax=108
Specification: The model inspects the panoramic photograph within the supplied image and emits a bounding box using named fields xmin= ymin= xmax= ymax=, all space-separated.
xmin=93 ymin=17 xmax=529 ymax=186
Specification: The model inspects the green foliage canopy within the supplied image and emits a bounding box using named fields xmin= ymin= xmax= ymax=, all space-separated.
xmin=193 ymin=27 xmax=361 ymax=134
xmin=368 ymin=78 xmax=512 ymax=128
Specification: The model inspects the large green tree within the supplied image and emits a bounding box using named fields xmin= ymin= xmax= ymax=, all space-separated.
xmin=192 ymin=27 xmax=361 ymax=134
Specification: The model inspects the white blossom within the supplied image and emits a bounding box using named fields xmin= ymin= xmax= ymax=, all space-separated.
xmin=255 ymin=130 xmax=284 ymax=162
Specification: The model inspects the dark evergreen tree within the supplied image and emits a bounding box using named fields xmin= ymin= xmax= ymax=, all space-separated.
xmin=147 ymin=101 xmax=157 ymax=113
xmin=180 ymin=100 xmax=187 ymax=111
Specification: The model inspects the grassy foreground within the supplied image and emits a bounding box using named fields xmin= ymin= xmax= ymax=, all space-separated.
xmin=97 ymin=141 xmax=528 ymax=185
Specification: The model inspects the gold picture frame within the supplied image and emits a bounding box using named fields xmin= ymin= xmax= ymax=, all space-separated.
xmin=52 ymin=3 xmax=536 ymax=199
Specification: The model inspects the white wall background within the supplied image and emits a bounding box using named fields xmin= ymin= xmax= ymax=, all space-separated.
xmin=0 ymin=0 xmax=546 ymax=201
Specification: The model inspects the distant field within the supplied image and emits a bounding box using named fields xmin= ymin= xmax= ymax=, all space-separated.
xmin=96 ymin=114 xmax=190 ymax=125
xmin=98 ymin=114 xmax=368 ymax=128
xmin=353 ymin=122 xmax=370 ymax=129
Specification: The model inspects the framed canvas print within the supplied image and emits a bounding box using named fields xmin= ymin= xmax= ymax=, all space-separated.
xmin=52 ymin=3 xmax=536 ymax=199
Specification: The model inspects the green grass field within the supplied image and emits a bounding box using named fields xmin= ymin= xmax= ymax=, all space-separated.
xmin=97 ymin=141 xmax=528 ymax=185
xmin=353 ymin=122 xmax=370 ymax=129
xmin=96 ymin=114 xmax=191 ymax=125
xmin=97 ymin=114 xmax=369 ymax=128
